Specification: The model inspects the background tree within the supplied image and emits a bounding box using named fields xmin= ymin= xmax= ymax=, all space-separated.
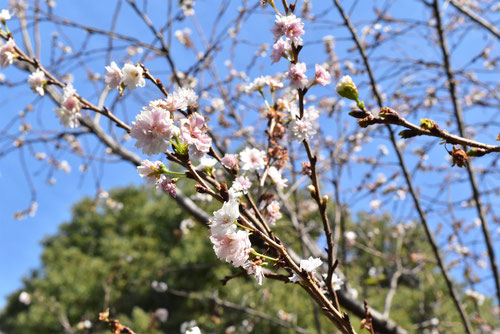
xmin=0 ymin=0 xmax=500 ymax=333
xmin=1 ymin=187 xmax=497 ymax=333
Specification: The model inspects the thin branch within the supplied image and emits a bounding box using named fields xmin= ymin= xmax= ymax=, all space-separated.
xmin=331 ymin=1 xmax=473 ymax=333
xmin=432 ymin=0 xmax=500 ymax=306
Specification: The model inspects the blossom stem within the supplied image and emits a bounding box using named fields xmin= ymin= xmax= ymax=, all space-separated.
xmin=251 ymin=250 xmax=279 ymax=262
xmin=235 ymin=221 xmax=254 ymax=232
xmin=161 ymin=170 xmax=186 ymax=176
xmin=268 ymin=1 xmax=280 ymax=14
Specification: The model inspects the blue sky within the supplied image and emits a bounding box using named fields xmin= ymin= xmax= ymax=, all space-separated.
xmin=1 ymin=0 xmax=499 ymax=309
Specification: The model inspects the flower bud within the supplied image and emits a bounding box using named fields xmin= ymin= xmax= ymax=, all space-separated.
xmin=420 ymin=118 xmax=438 ymax=131
xmin=336 ymin=75 xmax=359 ymax=101
xmin=307 ymin=184 xmax=316 ymax=196
xmin=398 ymin=129 xmax=420 ymax=139
xmin=466 ymin=148 xmax=487 ymax=157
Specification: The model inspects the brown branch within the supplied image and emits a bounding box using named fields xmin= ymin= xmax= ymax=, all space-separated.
xmin=168 ymin=288 xmax=311 ymax=334
xmin=432 ymin=0 xmax=500 ymax=307
xmin=352 ymin=107 xmax=500 ymax=155
xmin=448 ymin=0 xmax=500 ymax=40
xmin=331 ymin=1 xmax=473 ymax=333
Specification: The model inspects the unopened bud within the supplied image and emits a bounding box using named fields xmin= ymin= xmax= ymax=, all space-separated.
xmin=399 ymin=129 xmax=420 ymax=139
xmin=195 ymin=185 xmax=208 ymax=193
xmin=420 ymin=118 xmax=438 ymax=131
xmin=322 ymin=195 xmax=329 ymax=205
xmin=349 ymin=110 xmax=370 ymax=119
xmin=336 ymin=75 xmax=359 ymax=101
xmin=378 ymin=107 xmax=400 ymax=121
xmin=466 ymin=148 xmax=487 ymax=157
xmin=307 ymin=184 xmax=316 ymax=197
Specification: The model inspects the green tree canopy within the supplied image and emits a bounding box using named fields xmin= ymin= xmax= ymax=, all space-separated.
xmin=0 ymin=187 xmax=497 ymax=333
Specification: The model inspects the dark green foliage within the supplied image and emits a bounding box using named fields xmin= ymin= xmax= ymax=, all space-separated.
xmin=0 ymin=188 xmax=320 ymax=334
xmin=1 ymin=188 xmax=497 ymax=333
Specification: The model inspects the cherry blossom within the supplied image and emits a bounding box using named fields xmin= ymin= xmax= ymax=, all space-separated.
xmin=28 ymin=69 xmax=46 ymax=96
xmin=185 ymin=326 xmax=201 ymax=334
xmin=267 ymin=166 xmax=288 ymax=189
xmin=287 ymin=62 xmax=308 ymax=89
xmin=0 ymin=9 xmax=11 ymax=22
xmin=210 ymin=199 xmax=239 ymax=237
xmin=265 ymin=200 xmax=282 ymax=226
xmin=130 ymin=106 xmax=180 ymax=155
xmin=243 ymin=261 xmax=265 ymax=285
xmin=175 ymin=87 xmax=198 ymax=110
xmin=210 ymin=230 xmax=252 ymax=267
xmin=239 ymin=147 xmax=266 ymax=171
xmin=0 ymin=38 xmax=17 ymax=68
xmin=137 ymin=159 xmax=166 ymax=187
xmin=289 ymin=256 xmax=323 ymax=282
xmin=221 ymin=153 xmax=238 ymax=169
xmin=160 ymin=177 xmax=176 ymax=197
xmin=270 ymin=38 xmax=290 ymax=64
xmin=314 ymin=64 xmax=331 ymax=86
xmin=121 ymin=63 xmax=145 ymax=89
xmin=229 ymin=175 xmax=251 ymax=198
xmin=104 ymin=61 xmax=123 ymax=89
xmin=289 ymin=106 xmax=319 ymax=142
xmin=54 ymin=84 xmax=81 ymax=128
xmin=271 ymin=14 xmax=305 ymax=46
xmin=179 ymin=112 xmax=211 ymax=157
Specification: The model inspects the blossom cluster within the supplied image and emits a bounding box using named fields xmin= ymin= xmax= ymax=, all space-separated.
xmin=137 ymin=160 xmax=176 ymax=197
xmin=130 ymin=87 xmax=207 ymax=156
xmin=0 ymin=38 xmax=17 ymax=68
xmin=104 ymin=62 xmax=146 ymax=91
xmin=54 ymin=84 xmax=81 ymax=128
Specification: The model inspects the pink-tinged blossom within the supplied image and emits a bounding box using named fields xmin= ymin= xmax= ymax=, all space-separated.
xmin=243 ymin=261 xmax=264 ymax=285
xmin=290 ymin=118 xmax=316 ymax=142
xmin=175 ymin=87 xmax=198 ymax=110
xmin=271 ymin=14 xmax=305 ymax=46
xmin=287 ymin=62 xmax=308 ymax=89
xmin=314 ymin=64 xmax=331 ymax=86
xmin=239 ymin=147 xmax=266 ymax=171
xmin=270 ymin=38 xmax=290 ymax=64
xmin=210 ymin=230 xmax=252 ymax=267
xmin=54 ymin=84 xmax=81 ymax=128
xmin=0 ymin=39 xmax=17 ymax=68
xmin=265 ymin=200 xmax=282 ymax=226
xmin=160 ymin=177 xmax=176 ymax=197
xmin=210 ymin=199 xmax=239 ymax=237
xmin=121 ymin=63 xmax=145 ymax=89
xmin=156 ymin=87 xmax=198 ymax=112
xmin=289 ymin=256 xmax=323 ymax=282
xmin=28 ymin=69 xmax=46 ymax=96
xmin=244 ymin=76 xmax=269 ymax=93
xmin=267 ymin=166 xmax=288 ymax=189
xmin=179 ymin=112 xmax=211 ymax=157
xmin=137 ymin=159 xmax=165 ymax=187
xmin=130 ymin=106 xmax=180 ymax=155
xmin=229 ymin=175 xmax=251 ymax=198
xmin=289 ymin=105 xmax=319 ymax=142
xmin=221 ymin=153 xmax=238 ymax=169
xmin=104 ymin=61 xmax=123 ymax=89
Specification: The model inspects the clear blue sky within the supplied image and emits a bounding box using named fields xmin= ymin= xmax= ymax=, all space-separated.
xmin=1 ymin=0 xmax=499 ymax=308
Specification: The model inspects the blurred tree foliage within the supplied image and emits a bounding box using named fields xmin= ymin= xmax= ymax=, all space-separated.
xmin=0 ymin=187 xmax=496 ymax=333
